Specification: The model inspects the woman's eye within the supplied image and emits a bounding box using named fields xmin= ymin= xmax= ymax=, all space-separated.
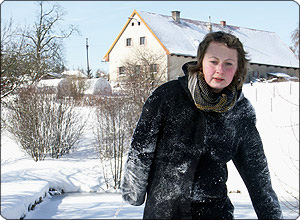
xmin=210 ymin=61 xmax=217 ymax=65
xmin=225 ymin=62 xmax=233 ymax=66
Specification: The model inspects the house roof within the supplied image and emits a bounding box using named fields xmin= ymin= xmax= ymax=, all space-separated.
xmin=267 ymin=72 xmax=293 ymax=78
xmin=104 ymin=10 xmax=299 ymax=68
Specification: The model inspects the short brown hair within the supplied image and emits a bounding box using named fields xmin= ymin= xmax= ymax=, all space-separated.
xmin=188 ymin=31 xmax=249 ymax=90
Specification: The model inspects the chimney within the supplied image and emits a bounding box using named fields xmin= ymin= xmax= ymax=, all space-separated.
xmin=220 ymin=20 xmax=226 ymax=27
xmin=172 ymin=11 xmax=180 ymax=22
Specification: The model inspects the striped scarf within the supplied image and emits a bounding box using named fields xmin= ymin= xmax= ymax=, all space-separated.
xmin=188 ymin=72 xmax=238 ymax=113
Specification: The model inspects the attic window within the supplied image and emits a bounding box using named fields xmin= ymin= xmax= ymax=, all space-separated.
xmin=131 ymin=22 xmax=134 ymax=26
xmin=126 ymin=38 xmax=132 ymax=46
xmin=138 ymin=22 xmax=141 ymax=25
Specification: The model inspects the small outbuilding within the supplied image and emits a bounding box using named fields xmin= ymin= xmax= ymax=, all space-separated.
xmin=267 ymin=72 xmax=299 ymax=82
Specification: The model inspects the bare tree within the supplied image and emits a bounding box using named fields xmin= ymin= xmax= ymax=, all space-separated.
xmin=118 ymin=47 xmax=168 ymax=115
xmin=22 ymin=1 xmax=78 ymax=81
xmin=1 ymin=2 xmax=78 ymax=101
xmin=94 ymin=95 xmax=131 ymax=189
xmin=1 ymin=18 xmax=33 ymax=100
xmin=93 ymin=48 xmax=168 ymax=189
xmin=95 ymin=69 xmax=109 ymax=80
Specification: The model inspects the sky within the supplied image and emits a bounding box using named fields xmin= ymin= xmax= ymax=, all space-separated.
xmin=1 ymin=0 xmax=299 ymax=75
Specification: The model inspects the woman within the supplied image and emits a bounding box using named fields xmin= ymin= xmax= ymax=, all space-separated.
xmin=121 ymin=31 xmax=282 ymax=219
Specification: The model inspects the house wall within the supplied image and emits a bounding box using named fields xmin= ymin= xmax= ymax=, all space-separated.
xmin=168 ymin=55 xmax=196 ymax=81
xmin=246 ymin=64 xmax=299 ymax=82
xmin=108 ymin=14 xmax=168 ymax=82
xmin=167 ymin=56 xmax=299 ymax=83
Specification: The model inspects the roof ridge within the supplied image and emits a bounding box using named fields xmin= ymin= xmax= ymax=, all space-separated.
xmin=138 ymin=10 xmax=275 ymax=34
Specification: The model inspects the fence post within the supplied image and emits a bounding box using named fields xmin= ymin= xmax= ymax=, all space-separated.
xmin=256 ymin=87 xmax=258 ymax=102
xmin=271 ymin=97 xmax=273 ymax=112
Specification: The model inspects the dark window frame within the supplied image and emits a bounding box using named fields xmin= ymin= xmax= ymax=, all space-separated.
xmin=126 ymin=38 xmax=132 ymax=47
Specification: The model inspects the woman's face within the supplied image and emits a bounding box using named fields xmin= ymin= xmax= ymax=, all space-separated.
xmin=202 ymin=42 xmax=238 ymax=93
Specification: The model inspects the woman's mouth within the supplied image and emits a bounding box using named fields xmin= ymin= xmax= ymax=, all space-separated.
xmin=213 ymin=77 xmax=224 ymax=82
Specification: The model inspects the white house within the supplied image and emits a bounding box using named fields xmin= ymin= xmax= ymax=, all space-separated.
xmin=103 ymin=10 xmax=299 ymax=83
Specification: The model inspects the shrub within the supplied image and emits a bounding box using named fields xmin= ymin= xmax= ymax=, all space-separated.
xmin=57 ymin=77 xmax=87 ymax=101
xmin=6 ymin=86 xmax=85 ymax=161
xmin=94 ymin=95 xmax=133 ymax=189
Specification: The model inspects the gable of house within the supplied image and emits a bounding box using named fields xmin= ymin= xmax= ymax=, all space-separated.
xmin=103 ymin=10 xmax=169 ymax=62
xmin=103 ymin=10 xmax=169 ymax=82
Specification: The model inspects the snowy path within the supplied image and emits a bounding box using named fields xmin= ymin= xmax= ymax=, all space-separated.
xmin=24 ymin=192 xmax=298 ymax=219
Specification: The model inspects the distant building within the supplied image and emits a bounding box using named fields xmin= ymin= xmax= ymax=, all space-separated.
xmin=266 ymin=72 xmax=299 ymax=82
xmin=103 ymin=10 xmax=299 ymax=83
xmin=42 ymin=72 xmax=63 ymax=79
xmin=62 ymin=70 xmax=87 ymax=79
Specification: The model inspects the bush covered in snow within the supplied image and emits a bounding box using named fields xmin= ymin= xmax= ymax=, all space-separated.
xmin=57 ymin=77 xmax=88 ymax=101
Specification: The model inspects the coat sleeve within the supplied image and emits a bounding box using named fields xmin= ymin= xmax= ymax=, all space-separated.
xmin=121 ymin=88 xmax=166 ymax=206
xmin=232 ymin=102 xmax=282 ymax=219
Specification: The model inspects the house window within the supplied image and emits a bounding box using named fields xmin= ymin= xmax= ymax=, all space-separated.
xmin=126 ymin=38 xmax=132 ymax=46
xmin=140 ymin=37 xmax=145 ymax=45
xmin=138 ymin=22 xmax=141 ymax=25
xmin=119 ymin=66 xmax=125 ymax=75
xmin=150 ymin=64 xmax=158 ymax=73
xmin=131 ymin=22 xmax=134 ymax=26
xmin=135 ymin=65 xmax=141 ymax=74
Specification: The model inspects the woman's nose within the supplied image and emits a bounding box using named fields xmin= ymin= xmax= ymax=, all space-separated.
xmin=216 ymin=64 xmax=223 ymax=74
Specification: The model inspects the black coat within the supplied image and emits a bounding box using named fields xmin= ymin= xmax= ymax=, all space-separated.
xmin=121 ymin=64 xmax=282 ymax=219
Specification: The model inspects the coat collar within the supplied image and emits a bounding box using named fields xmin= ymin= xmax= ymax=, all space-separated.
xmin=177 ymin=61 xmax=197 ymax=104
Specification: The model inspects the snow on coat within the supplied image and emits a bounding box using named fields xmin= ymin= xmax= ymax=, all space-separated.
xmin=121 ymin=63 xmax=282 ymax=219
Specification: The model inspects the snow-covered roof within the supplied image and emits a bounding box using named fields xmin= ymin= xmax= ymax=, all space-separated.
xmin=132 ymin=10 xmax=298 ymax=68
xmin=267 ymin=72 xmax=293 ymax=78
xmin=62 ymin=70 xmax=87 ymax=78
xmin=47 ymin=72 xmax=63 ymax=78
xmin=36 ymin=78 xmax=112 ymax=95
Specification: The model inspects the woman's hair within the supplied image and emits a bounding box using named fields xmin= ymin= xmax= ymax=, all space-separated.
xmin=188 ymin=31 xmax=249 ymax=90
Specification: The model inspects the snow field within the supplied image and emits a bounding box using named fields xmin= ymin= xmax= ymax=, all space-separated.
xmin=244 ymin=82 xmax=299 ymax=199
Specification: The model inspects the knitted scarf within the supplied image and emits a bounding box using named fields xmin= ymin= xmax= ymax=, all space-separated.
xmin=188 ymin=72 xmax=238 ymax=113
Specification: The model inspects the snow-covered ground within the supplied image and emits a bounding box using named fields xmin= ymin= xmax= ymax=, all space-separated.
xmin=1 ymin=82 xmax=299 ymax=219
xmin=21 ymin=192 xmax=299 ymax=219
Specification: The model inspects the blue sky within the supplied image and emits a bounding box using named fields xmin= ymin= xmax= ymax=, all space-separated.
xmin=1 ymin=1 xmax=299 ymax=74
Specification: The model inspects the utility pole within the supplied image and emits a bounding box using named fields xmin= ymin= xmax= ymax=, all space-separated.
xmin=86 ymin=38 xmax=92 ymax=78
xmin=208 ymin=16 xmax=212 ymax=33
